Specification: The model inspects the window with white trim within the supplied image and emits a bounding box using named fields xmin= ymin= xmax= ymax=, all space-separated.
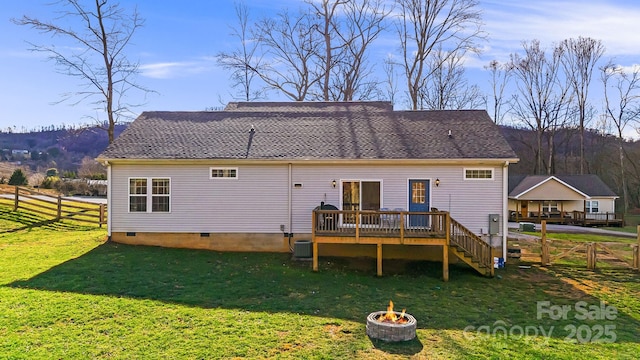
xmin=210 ymin=167 xmax=238 ymax=179
xmin=464 ymin=168 xmax=493 ymax=180
xmin=129 ymin=178 xmax=170 ymax=213
xmin=586 ymin=200 xmax=599 ymax=213
xmin=542 ymin=201 xmax=558 ymax=213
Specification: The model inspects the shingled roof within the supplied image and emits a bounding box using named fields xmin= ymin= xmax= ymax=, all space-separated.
xmin=99 ymin=102 xmax=518 ymax=161
xmin=509 ymin=175 xmax=618 ymax=198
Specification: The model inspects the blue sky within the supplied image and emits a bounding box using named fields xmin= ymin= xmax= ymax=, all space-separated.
xmin=1 ymin=0 xmax=639 ymax=134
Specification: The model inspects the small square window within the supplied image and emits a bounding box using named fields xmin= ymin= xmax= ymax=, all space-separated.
xmin=210 ymin=167 xmax=238 ymax=179
xmin=464 ymin=169 xmax=493 ymax=180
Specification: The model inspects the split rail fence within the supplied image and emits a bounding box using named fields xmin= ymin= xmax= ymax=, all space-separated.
xmin=537 ymin=221 xmax=640 ymax=271
xmin=0 ymin=186 xmax=106 ymax=227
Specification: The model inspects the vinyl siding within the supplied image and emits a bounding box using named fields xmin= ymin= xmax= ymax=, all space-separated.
xmin=110 ymin=163 xmax=506 ymax=237
xmin=111 ymin=164 xmax=289 ymax=233
xmin=289 ymin=164 xmax=504 ymax=236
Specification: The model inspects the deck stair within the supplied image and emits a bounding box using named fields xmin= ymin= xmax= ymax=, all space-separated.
xmin=448 ymin=218 xmax=494 ymax=277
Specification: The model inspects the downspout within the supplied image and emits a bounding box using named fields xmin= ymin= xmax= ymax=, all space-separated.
xmin=288 ymin=163 xmax=293 ymax=250
xmin=502 ymin=161 xmax=509 ymax=262
xmin=105 ymin=160 xmax=112 ymax=240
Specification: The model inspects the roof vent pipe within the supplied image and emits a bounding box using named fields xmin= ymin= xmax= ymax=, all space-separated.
xmin=245 ymin=125 xmax=255 ymax=158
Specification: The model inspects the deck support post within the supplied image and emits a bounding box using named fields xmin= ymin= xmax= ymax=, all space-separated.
xmin=312 ymin=241 xmax=318 ymax=272
xmin=442 ymin=243 xmax=449 ymax=282
xmin=376 ymin=243 xmax=382 ymax=277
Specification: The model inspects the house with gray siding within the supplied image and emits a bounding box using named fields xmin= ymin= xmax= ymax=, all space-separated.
xmin=97 ymin=101 xmax=519 ymax=269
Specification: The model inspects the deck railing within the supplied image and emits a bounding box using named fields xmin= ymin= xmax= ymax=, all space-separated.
xmin=449 ymin=217 xmax=494 ymax=274
xmin=313 ymin=209 xmax=447 ymax=241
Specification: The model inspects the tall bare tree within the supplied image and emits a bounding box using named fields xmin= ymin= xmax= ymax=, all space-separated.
xmin=561 ymin=37 xmax=605 ymax=174
xmin=419 ymin=46 xmax=483 ymax=109
xmin=307 ymin=0 xmax=346 ymax=101
xmin=601 ymin=62 xmax=640 ymax=212
xmin=13 ymin=0 xmax=148 ymax=143
xmin=215 ymin=2 xmax=264 ymax=102
xmin=509 ymin=40 xmax=572 ymax=174
xmin=394 ymin=0 xmax=484 ymax=110
xmin=383 ymin=55 xmax=399 ymax=105
xmin=316 ymin=0 xmax=390 ymax=101
xmin=485 ymin=60 xmax=512 ymax=124
xmin=252 ymin=10 xmax=322 ymax=101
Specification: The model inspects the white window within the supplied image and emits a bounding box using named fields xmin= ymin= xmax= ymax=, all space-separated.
xmin=542 ymin=201 xmax=558 ymax=212
xmin=129 ymin=178 xmax=170 ymax=213
xmin=464 ymin=168 xmax=493 ymax=180
xmin=210 ymin=167 xmax=238 ymax=179
xmin=586 ymin=200 xmax=599 ymax=213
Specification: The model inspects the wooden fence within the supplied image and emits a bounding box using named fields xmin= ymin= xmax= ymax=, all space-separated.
xmin=0 ymin=186 xmax=106 ymax=227
xmin=537 ymin=221 xmax=640 ymax=271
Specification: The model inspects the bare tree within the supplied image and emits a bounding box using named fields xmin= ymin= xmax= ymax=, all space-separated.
xmin=394 ymin=0 xmax=484 ymax=110
xmin=601 ymin=62 xmax=640 ymax=212
xmin=301 ymin=0 xmax=391 ymax=101
xmin=485 ymin=60 xmax=512 ymax=124
xmin=561 ymin=37 xmax=605 ymax=174
xmin=383 ymin=55 xmax=399 ymax=105
xmin=509 ymin=40 xmax=572 ymax=174
xmin=252 ymin=10 xmax=322 ymax=101
xmin=215 ymin=2 xmax=264 ymax=101
xmin=419 ymin=46 xmax=483 ymax=109
xmin=307 ymin=0 xmax=346 ymax=101
xmin=13 ymin=0 xmax=149 ymax=143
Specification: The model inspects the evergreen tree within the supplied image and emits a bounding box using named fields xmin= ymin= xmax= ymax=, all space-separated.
xmin=8 ymin=169 xmax=28 ymax=186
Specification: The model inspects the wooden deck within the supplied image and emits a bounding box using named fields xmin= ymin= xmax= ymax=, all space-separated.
xmin=311 ymin=209 xmax=494 ymax=281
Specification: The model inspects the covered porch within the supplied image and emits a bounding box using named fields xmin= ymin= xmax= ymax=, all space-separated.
xmin=311 ymin=209 xmax=495 ymax=281
xmin=509 ymin=201 xmax=624 ymax=227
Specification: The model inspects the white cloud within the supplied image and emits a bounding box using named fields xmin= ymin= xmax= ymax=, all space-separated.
xmin=482 ymin=0 xmax=640 ymax=59
xmin=140 ymin=58 xmax=217 ymax=79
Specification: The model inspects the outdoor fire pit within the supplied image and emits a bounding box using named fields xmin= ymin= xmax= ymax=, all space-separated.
xmin=366 ymin=301 xmax=417 ymax=342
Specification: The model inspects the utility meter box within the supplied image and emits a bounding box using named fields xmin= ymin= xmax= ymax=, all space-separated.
xmin=488 ymin=214 xmax=500 ymax=235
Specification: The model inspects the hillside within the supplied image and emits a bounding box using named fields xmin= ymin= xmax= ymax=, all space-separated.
xmin=0 ymin=125 xmax=126 ymax=175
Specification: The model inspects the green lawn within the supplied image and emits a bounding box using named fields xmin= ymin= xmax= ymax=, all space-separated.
xmin=1 ymin=207 xmax=639 ymax=359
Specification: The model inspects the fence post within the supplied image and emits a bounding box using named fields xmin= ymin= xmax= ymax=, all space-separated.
xmin=541 ymin=220 xmax=550 ymax=265
xmin=56 ymin=195 xmax=62 ymax=221
xmin=14 ymin=186 xmax=19 ymax=211
xmin=586 ymin=242 xmax=597 ymax=270
xmin=99 ymin=204 xmax=105 ymax=228
xmin=635 ymin=226 xmax=640 ymax=271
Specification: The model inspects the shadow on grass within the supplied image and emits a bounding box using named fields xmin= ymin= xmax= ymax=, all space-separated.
xmin=0 ymin=207 xmax=96 ymax=233
xmin=369 ymin=336 xmax=423 ymax=355
xmin=5 ymin=242 xmax=640 ymax=342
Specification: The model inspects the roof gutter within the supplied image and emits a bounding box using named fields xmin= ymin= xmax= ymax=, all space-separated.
xmin=95 ymin=157 xmax=520 ymax=166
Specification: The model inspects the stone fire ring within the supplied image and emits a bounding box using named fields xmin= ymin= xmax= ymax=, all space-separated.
xmin=366 ymin=311 xmax=417 ymax=342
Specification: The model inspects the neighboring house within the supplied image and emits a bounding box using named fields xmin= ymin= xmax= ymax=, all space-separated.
xmin=508 ymin=175 xmax=621 ymax=225
xmin=97 ymin=102 xmax=518 ymax=266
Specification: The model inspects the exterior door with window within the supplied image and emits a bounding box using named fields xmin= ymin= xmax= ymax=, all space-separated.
xmin=409 ymin=179 xmax=429 ymax=227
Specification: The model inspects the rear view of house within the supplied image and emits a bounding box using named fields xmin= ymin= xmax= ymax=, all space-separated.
xmin=98 ymin=102 xmax=518 ymax=278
